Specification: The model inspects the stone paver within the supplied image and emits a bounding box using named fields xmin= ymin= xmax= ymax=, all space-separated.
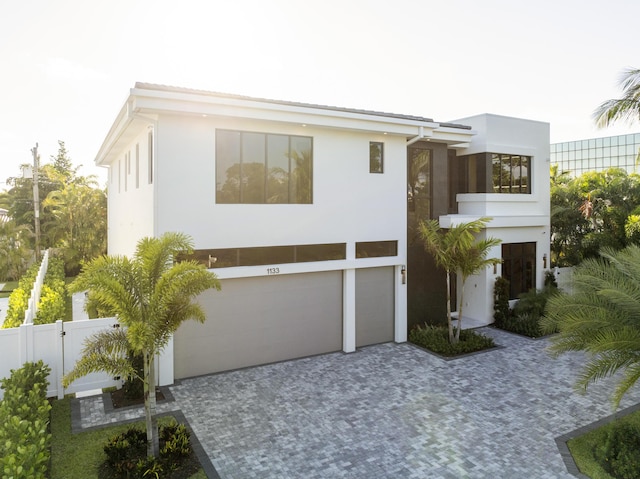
xmin=74 ymin=327 xmax=640 ymax=478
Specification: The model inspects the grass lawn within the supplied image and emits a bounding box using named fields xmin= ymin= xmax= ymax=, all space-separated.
xmin=50 ymin=398 xmax=207 ymax=479
xmin=0 ymin=280 xmax=18 ymax=298
xmin=567 ymin=409 xmax=640 ymax=479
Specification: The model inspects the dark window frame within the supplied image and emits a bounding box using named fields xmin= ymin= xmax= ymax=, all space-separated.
xmin=369 ymin=141 xmax=384 ymax=173
xmin=356 ymin=240 xmax=398 ymax=258
xmin=215 ymin=129 xmax=313 ymax=204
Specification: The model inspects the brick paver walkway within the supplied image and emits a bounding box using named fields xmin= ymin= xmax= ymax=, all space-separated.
xmin=73 ymin=327 xmax=640 ymax=478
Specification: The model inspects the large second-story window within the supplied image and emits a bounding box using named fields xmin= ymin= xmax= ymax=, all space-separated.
xmin=216 ymin=130 xmax=313 ymax=204
xmin=492 ymin=154 xmax=530 ymax=193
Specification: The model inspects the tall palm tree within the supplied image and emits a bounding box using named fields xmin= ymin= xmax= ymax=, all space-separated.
xmin=419 ymin=217 xmax=501 ymax=343
xmin=542 ymin=244 xmax=640 ymax=408
xmin=63 ymin=232 xmax=220 ymax=457
xmin=594 ymin=68 xmax=640 ymax=128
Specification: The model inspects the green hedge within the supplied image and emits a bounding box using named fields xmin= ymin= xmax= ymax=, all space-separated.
xmin=2 ymin=256 xmax=67 ymax=329
xmin=0 ymin=360 xmax=52 ymax=479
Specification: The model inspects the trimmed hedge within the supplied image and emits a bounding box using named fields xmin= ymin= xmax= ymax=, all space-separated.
xmin=0 ymin=360 xmax=52 ymax=479
xmin=2 ymin=256 xmax=67 ymax=329
xmin=409 ymin=324 xmax=495 ymax=356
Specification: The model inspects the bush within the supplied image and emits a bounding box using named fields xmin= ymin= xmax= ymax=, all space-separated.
xmin=35 ymin=257 xmax=67 ymax=325
xmin=409 ymin=324 xmax=495 ymax=356
xmin=0 ymin=360 xmax=52 ymax=479
xmin=101 ymin=419 xmax=193 ymax=479
xmin=2 ymin=261 xmax=41 ymax=329
xmin=493 ymin=276 xmax=510 ymax=328
xmin=593 ymin=421 xmax=640 ymax=479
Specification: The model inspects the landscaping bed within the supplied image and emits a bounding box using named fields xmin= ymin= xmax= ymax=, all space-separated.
xmin=409 ymin=324 xmax=496 ymax=357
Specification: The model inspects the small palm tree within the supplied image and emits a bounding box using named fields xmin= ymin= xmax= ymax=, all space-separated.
xmin=594 ymin=68 xmax=640 ymax=128
xmin=63 ymin=232 xmax=220 ymax=457
xmin=542 ymin=244 xmax=640 ymax=408
xmin=419 ymin=217 xmax=501 ymax=343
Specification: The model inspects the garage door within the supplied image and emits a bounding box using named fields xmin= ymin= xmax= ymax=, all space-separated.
xmin=356 ymin=267 xmax=395 ymax=347
xmin=174 ymin=270 xmax=343 ymax=379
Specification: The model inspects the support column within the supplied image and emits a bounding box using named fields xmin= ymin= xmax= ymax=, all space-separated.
xmin=395 ymin=265 xmax=407 ymax=343
xmin=343 ymin=268 xmax=356 ymax=353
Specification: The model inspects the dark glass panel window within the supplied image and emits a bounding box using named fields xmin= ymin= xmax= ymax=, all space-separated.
xmin=296 ymin=243 xmax=346 ymax=262
xmin=502 ymin=242 xmax=536 ymax=299
xmin=180 ymin=243 xmax=346 ymax=268
xmin=370 ymin=142 xmax=383 ymax=173
xmin=267 ymin=134 xmax=290 ymax=203
xmin=216 ymin=130 xmax=312 ymax=204
xmin=241 ymin=132 xmax=266 ymax=203
xmin=216 ymin=130 xmax=241 ymax=202
xmin=492 ymin=154 xmax=530 ymax=194
xmin=407 ymin=148 xmax=431 ymax=217
xmin=290 ymin=136 xmax=313 ymax=204
xmin=356 ymin=241 xmax=398 ymax=258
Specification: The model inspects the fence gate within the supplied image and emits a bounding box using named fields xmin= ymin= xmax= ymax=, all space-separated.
xmin=61 ymin=317 xmax=122 ymax=395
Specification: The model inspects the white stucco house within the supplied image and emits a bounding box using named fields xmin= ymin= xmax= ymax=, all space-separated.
xmin=96 ymin=83 xmax=550 ymax=379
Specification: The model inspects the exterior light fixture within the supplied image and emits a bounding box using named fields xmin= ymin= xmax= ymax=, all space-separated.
xmin=401 ymin=265 xmax=406 ymax=284
xmin=543 ymin=254 xmax=547 ymax=269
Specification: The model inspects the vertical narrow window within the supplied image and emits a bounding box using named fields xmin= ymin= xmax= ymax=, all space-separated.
xmin=135 ymin=143 xmax=140 ymax=189
xmin=241 ymin=132 xmax=266 ymax=203
xmin=124 ymin=153 xmax=128 ymax=192
xmin=267 ymin=134 xmax=289 ymax=203
xmin=148 ymin=130 xmax=154 ymax=184
xmin=290 ymin=135 xmax=312 ymax=203
xmin=216 ymin=130 xmax=241 ymax=203
xmin=407 ymin=148 xmax=432 ymax=219
xmin=370 ymin=142 xmax=383 ymax=173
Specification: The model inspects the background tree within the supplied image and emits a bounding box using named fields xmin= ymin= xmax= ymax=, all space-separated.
xmin=419 ymin=217 xmax=501 ymax=343
xmin=0 ymin=220 xmax=32 ymax=281
xmin=594 ymin=68 xmax=640 ymax=128
xmin=43 ymin=177 xmax=107 ymax=275
xmin=63 ymin=232 xmax=221 ymax=458
xmin=542 ymin=245 xmax=640 ymax=408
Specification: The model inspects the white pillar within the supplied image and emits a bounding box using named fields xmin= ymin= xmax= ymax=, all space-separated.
xmin=343 ymin=269 xmax=356 ymax=353
xmin=395 ymin=265 xmax=407 ymax=343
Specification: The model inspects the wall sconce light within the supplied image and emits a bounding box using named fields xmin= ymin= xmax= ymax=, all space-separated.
xmin=543 ymin=254 xmax=547 ymax=269
xmin=493 ymin=263 xmax=498 ymax=275
xmin=208 ymin=255 xmax=217 ymax=268
xmin=401 ymin=265 xmax=406 ymax=284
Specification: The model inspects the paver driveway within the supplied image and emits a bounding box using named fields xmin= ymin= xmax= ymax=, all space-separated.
xmin=76 ymin=327 xmax=640 ymax=478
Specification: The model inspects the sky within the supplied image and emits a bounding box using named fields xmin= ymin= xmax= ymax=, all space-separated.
xmin=1 ymin=0 xmax=639 ymax=188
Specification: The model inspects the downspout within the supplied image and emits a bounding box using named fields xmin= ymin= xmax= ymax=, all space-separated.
xmin=406 ymin=126 xmax=425 ymax=146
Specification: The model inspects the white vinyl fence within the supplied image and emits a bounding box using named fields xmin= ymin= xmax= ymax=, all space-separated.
xmin=0 ymin=318 xmax=174 ymax=400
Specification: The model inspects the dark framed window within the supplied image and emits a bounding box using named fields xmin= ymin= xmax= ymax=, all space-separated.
xmin=502 ymin=242 xmax=536 ymax=299
xmin=407 ymin=147 xmax=432 ymax=218
xmin=492 ymin=154 xmax=530 ymax=193
xmin=180 ymin=243 xmax=346 ymax=268
xmin=370 ymin=142 xmax=383 ymax=173
xmin=356 ymin=240 xmax=398 ymax=258
xmin=216 ymin=130 xmax=313 ymax=204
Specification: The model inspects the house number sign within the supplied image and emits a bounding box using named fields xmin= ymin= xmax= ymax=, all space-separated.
xmin=267 ymin=267 xmax=280 ymax=275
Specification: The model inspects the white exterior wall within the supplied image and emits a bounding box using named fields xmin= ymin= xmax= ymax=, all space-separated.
xmin=444 ymin=114 xmax=550 ymax=324
xmin=107 ymin=126 xmax=155 ymax=256
xmin=152 ymin=114 xmax=407 ymax=258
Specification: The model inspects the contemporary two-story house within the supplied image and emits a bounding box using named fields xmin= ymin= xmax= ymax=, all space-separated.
xmin=96 ymin=83 xmax=550 ymax=380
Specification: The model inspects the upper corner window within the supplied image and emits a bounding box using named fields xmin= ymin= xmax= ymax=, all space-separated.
xmin=216 ymin=130 xmax=313 ymax=204
xmin=370 ymin=141 xmax=384 ymax=173
xmin=492 ymin=154 xmax=531 ymax=194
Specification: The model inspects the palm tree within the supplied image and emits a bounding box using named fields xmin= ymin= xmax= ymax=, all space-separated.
xmin=63 ymin=232 xmax=220 ymax=457
xmin=594 ymin=68 xmax=640 ymax=128
xmin=541 ymin=244 xmax=640 ymax=408
xmin=419 ymin=217 xmax=501 ymax=343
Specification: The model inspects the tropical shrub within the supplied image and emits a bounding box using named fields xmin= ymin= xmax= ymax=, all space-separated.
xmin=0 ymin=360 xmax=52 ymax=479
xmin=592 ymin=422 xmax=640 ymax=479
xmin=101 ymin=420 xmax=193 ymax=478
xmin=35 ymin=257 xmax=67 ymax=325
xmin=409 ymin=324 xmax=495 ymax=356
xmin=492 ymin=276 xmax=510 ymax=328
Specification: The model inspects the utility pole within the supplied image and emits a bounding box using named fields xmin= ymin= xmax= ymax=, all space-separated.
xmin=31 ymin=143 xmax=41 ymax=262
